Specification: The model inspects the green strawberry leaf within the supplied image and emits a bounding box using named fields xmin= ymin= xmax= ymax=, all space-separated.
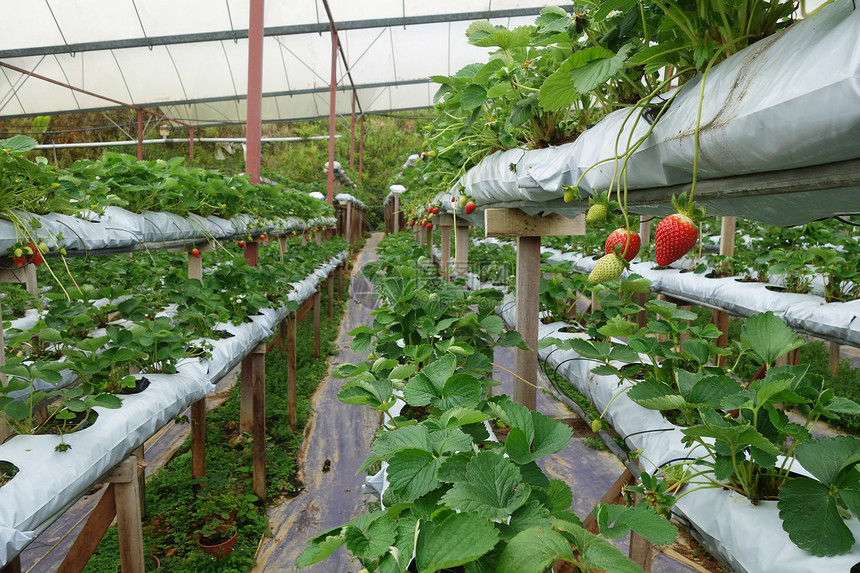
xmin=415 ymin=512 xmax=500 ymax=572
xmin=440 ymin=451 xmax=530 ymax=521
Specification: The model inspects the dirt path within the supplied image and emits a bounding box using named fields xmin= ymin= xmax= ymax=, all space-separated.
xmin=251 ymin=233 xmax=382 ymax=573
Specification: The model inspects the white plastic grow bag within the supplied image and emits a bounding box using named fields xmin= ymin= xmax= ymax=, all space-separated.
xmin=0 ymin=372 xmax=213 ymax=564
xmin=461 ymin=0 xmax=860 ymax=226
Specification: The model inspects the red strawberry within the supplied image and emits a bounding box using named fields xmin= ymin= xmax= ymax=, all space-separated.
xmin=605 ymin=228 xmax=641 ymax=263
xmin=191 ymin=248 xmax=201 ymax=258
xmin=426 ymin=222 xmax=433 ymax=230
xmin=427 ymin=206 xmax=434 ymax=214
xmin=464 ymin=201 xmax=477 ymax=215
xmin=12 ymin=256 xmax=26 ymax=268
xmin=654 ymin=194 xmax=704 ymax=266
xmin=238 ymin=240 xmax=245 ymax=247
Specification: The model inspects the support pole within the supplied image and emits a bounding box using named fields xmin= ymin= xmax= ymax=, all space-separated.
xmin=485 ymin=210 xmax=585 ymax=410
xmin=56 ymin=485 xmax=117 ymax=573
xmin=112 ymin=457 xmax=145 ymax=573
xmin=438 ymin=214 xmax=454 ymax=281
xmin=188 ymin=247 xmax=205 ymax=481
xmin=358 ymin=115 xmax=364 ymax=184
xmin=337 ymin=265 xmax=343 ymax=304
xmin=345 ymin=202 xmax=353 ymax=245
xmin=0 ymin=301 xmax=6 ymax=443
xmin=349 ymin=91 xmax=356 ymax=168
xmin=393 ymin=194 xmax=400 ymax=233
xmin=328 ymin=274 xmax=334 ymax=320
xmin=714 ymin=216 xmax=736 ymax=365
xmin=189 ymin=126 xmax=195 ymax=159
xmin=287 ymin=313 xmax=298 ymax=430
xmin=455 ymin=223 xmax=470 ymax=278
xmin=238 ymin=343 xmax=267 ymax=499
xmin=326 ymin=31 xmax=338 ymax=204
xmin=313 ymin=288 xmax=322 ymax=358
xmin=829 ymin=342 xmax=841 ymax=374
xmin=244 ymin=0 xmax=265 ymax=184
xmin=514 ymin=236 xmax=541 ymax=410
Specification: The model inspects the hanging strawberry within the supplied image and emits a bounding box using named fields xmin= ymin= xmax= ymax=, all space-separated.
xmin=588 ymin=253 xmax=625 ymax=284
xmin=585 ymin=191 xmax=610 ymax=223
xmin=654 ymin=194 xmax=705 ymax=266
xmin=464 ymin=200 xmax=477 ymax=215
xmin=604 ymin=228 xmax=641 ymax=263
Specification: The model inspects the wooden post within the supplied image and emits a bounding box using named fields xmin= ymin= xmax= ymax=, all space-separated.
xmin=393 ymin=194 xmax=400 ymax=233
xmin=313 ymin=288 xmax=322 ymax=358
xmin=111 ymin=457 xmax=145 ymax=573
xmin=345 ymin=202 xmax=353 ymax=245
xmin=829 ymin=342 xmax=841 ymax=374
xmin=337 ymin=265 xmax=343 ymax=304
xmin=56 ymin=485 xmax=117 ymax=573
xmin=327 ymin=275 xmax=334 ymax=320
xmin=515 ymin=236 xmax=540 ymax=410
xmin=427 ymin=223 xmax=434 ymax=263
xmin=191 ymin=398 xmax=206 ymax=480
xmin=713 ymin=216 xmax=736 ymax=365
xmin=0 ymin=556 xmax=20 ymax=573
xmin=315 ymin=232 xmax=323 ymax=246
xmin=287 ymin=313 xmax=298 ymax=430
xmin=243 ymin=240 xmax=259 ymax=266
xmin=485 ymin=209 xmax=585 ymax=410
xmin=278 ymin=236 xmax=287 ymax=259
xmin=188 ymin=245 xmax=206 ymax=481
xmin=438 ymin=214 xmax=453 ymax=281
xmin=455 ymin=223 xmax=470 ymax=278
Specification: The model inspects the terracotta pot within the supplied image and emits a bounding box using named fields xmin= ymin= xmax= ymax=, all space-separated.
xmin=198 ymin=529 xmax=237 ymax=559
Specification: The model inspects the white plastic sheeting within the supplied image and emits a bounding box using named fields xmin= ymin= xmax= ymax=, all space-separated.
xmin=0 ymin=252 xmax=347 ymax=564
xmin=0 ymin=1 xmax=563 ymax=123
xmin=0 ymin=208 xmax=336 ymax=255
xmin=452 ymin=0 xmax=860 ymax=226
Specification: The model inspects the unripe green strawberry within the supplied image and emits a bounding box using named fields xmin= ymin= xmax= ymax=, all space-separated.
xmin=586 ymin=203 xmax=608 ymax=223
xmin=591 ymin=418 xmax=603 ymax=433
xmin=563 ymin=187 xmax=576 ymax=203
xmin=588 ymin=253 xmax=624 ymax=283
xmin=459 ymin=195 xmax=468 ymax=208
xmin=13 ymin=248 xmax=23 ymax=258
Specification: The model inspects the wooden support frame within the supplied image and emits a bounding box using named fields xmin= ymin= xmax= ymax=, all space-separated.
xmin=437 ymin=214 xmax=454 ymax=281
xmin=713 ymin=216 xmax=736 ymax=366
xmin=327 ymin=275 xmax=334 ymax=320
xmin=485 ymin=209 xmax=585 ymax=410
xmin=287 ymin=313 xmax=298 ymax=430
xmin=55 ymin=456 xmax=146 ymax=573
xmin=0 ymin=264 xmax=38 ymax=297
xmin=393 ymin=194 xmax=401 ymax=234
xmin=191 ymin=398 xmax=207 ymax=480
xmin=238 ymin=343 xmax=267 ymax=499
xmin=829 ymin=341 xmax=841 ymax=374
xmin=454 ymin=222 xmax=470 ymax=278
xmin=313 ymin=288 xmax=322 ymax=358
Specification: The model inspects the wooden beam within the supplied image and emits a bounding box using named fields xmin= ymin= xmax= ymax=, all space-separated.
xmin=829 ymin=342 xmax=841 ymax=374
xmin=327 ymin=276 xmax=334 ymax=320
xmin=440 ymin=224 xmax=451 ymax=282
xmin=484 ymin=209 xmax=585 ymax=238
xmin=582 ymin=469 xmax=636 ymax=534
xmin=514 ymin=236 xmax=541 ymax=410
xmin=191 ymin=398 xmax=206 ymax=480
xmin=313 ymin=288 xmax=322 ymax=358
xmin=287 ymin=313 xmax=298 ymax=430
xmin=112 ymin=457 xmax=145 ymax=573
xmin=454 ymin=223 xmax=469 ymax=278
xmin=249 ymin=343 xmax=267 ymax=500
xmin=0 ymin=264 xmax=37 ymax=297
xmin=57 ymin=485 xmax=117 ymax=573
xmin=0 ymin=556 xmax=21 ymax=573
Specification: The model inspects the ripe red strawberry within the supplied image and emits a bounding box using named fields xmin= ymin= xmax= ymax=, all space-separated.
xmin=654 ymin=194 xmax=703 ymax=266
xmin=464 ymin=201 xmax=477 ymax=215
xmin=605 ymin=228 xmax=641 ymax=263
xmin=427 ymin=206 xmax=434 ymax=214
xmin=451 ymin=196 xmax=456 ymax=203
xmin=238 ymin=240 xmax=245 ymax=247
xmin=191 ymin=248 xmax=201 ymax=258
xmin=588 ymin=253 xmax=624 ymax=283
xmin=12 ymin=256 xmax=26 ymax=268
xmin=426 ymin=222 xmax=433 ymax=230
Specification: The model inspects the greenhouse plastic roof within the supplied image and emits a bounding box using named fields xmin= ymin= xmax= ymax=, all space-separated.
xmin=0 ymin=1 xmax=568 ymax=125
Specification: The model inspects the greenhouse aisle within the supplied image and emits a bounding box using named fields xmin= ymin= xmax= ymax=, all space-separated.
xmin=252 ymin=233 xmax=383 ymax=573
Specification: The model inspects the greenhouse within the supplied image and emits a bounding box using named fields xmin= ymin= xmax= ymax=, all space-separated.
xmin=1 ymin=1 xmax=860 ymax=572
